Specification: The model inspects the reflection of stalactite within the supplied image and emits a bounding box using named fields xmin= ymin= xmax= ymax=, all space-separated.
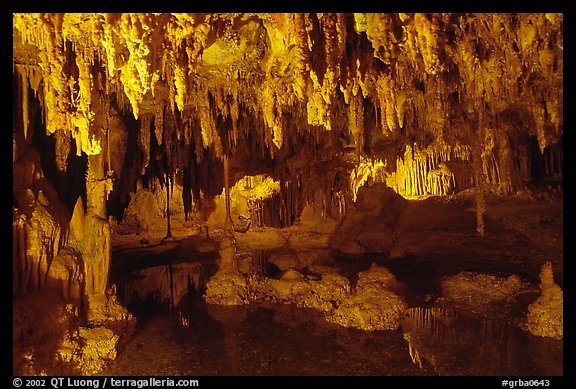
xmin=121 ymin=261 xmax=212 ymax=308
xmin=402 ymin=307 xmax=512 ymax=348
xmin=404 ymin=332 xmax=423 ymax=369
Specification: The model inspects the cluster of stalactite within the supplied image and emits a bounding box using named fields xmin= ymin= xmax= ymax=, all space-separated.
xmin=12 ymin=13 xmax=563 ymax=234
xmin=348 ymin=130 xmax=563 ymax=200
xmin=387 ymin=142 xmax=473 ymax=197
xmin=401 ymin=306 xmax=518 ymax=368
xmin=13 ymin=12 xmax=562 ymax=170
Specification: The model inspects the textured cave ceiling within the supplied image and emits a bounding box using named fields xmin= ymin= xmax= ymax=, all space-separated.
xmin=12 ymin=13 xmax=563 ymax=214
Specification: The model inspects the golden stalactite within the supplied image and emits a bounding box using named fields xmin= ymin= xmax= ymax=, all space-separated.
xmin=348 ymin=92 xmax=364 ymax=149
xmin=288 ymin=13 xmax=311 ymax=100
xmin=139 ymin=113 xmax=152 ymax=175
xmin=33 ymin=16 xmax=68 ymax=136
xmin=196 ymin=87 xmax=223 ymax=156
xmin=375 ymin=75 xmax=398 ymax=133
xmin=304 ymin=14 xmax=347 ymax=132
xmin=13 ymin=12 xmax=563 ymax=165
xmin=115 ymin=14 xmax=153 ymax=120
xmin=362 ymin=13 xmax=404 ymax=66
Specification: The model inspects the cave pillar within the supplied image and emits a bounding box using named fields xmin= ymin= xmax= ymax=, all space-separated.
xmin=223 ymin=154 xmax=233 ymax=228
xmin=472 ymin=132 xmax=486 ymax=237
xmin=81 ymin=152 xmax=115 ymax=323
xmin=164 ymin=173 xmax=174 ymax=240
xmin=218 ymin=154 xmax=237 ymax=273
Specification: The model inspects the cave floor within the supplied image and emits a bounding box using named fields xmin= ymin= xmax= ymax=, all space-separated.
xmin=103 ymin=190 xmax=563 ymax=376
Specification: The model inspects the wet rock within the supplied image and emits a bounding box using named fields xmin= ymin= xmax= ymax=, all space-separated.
xmin=13 ymin=289 xmax=78 ymax=375
xmin=256 ymin=275 xmax=312 ymax=303
xmin=205 ymin=269 xmax=351 ymax=313
xmin=204 ymin=272 xmax=250 ymax=305
xmin=60 ymin=326 xmax=120 ymax=375
xmin=87 ymin=284 xmax=134 ymax=325
xmin=46 ymin=247 xmax=84 ymax=302
xmin=279 ymin=268 xmax=305 ymax=281
xmin=326 ymin=264 xmax=407 ymax=330
xmin=527 ymin=262 xmax=563 ymax=339
xmin=438 ymin=271 xmax=536 ymax=320
xmin=205 ymin=263 xmax=407 ymax=331
xmin=13 ymin=277 xmax=133 ymax=376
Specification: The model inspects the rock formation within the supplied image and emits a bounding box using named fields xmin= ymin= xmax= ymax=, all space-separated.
xmin=12 ymin=12 xmax=563 ymax=375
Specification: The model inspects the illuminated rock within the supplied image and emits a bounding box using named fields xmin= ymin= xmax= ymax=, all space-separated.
xmin=60 ymin=326 xmax=120 ymax=375
xmin=11 ymin=11 xmax=564 ymax=374
xmin=204 ymin=272 xmax=250 ymax=306
xmin=326 ymin=264 xmax=407 ymax=330
xmin=527 ymin=262 xmax=563 ymax=340
xmin=117 ymin=179 xmax=185 ymax=234
xmin=46 ymin=247 xmax=84 ymax=302
xmin=438 ymin=271 xmax=535 ymax=319
xmin=204 ymin=262 xmax=406 ymax=330
xmin=13 ymin=191 xmax=62 ymax=295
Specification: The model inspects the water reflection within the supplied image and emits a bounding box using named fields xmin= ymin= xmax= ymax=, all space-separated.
xmin=400 ymin=307 xmax=563 ymax=376
xmin=112 ymin=251 xmax=562 ymax=376
xmin=118 ymin=260 xmax=216 ymax=312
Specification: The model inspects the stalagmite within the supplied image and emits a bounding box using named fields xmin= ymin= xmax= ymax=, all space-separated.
xmin=218 ymin=153 xmax=237 ymax=273
xmin=81 ymin=153 xmax=115 ymax=322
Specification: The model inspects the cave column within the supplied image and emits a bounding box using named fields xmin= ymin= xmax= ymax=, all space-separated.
xmin=82 ymin=151 xmax=115 ymax=323
xmin=219 ymin=153 xmax=237 ymax=273
xmin=223 ymin=154 xmax=233 ymax=228
xmin=164 ymin=173 xmax=174 ymax=241
xmin=472 ymin=125 xmax=486 ymax=238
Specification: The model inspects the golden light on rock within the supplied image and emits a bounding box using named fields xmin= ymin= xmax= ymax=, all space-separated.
xmin=13 ymin=12 xmax=563 ymax=377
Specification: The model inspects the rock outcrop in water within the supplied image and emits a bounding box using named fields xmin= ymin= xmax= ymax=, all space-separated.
xmin=205 ymin=262 xmax=407 ymax=331
xmin=527 ymin=261 xmax=563 ymax=340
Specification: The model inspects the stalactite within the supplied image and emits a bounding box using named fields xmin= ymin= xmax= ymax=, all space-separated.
xmin=154 ymin=98 xmax=164 ymax=146
xmin=12 ymin=12 xmax=564 ymax=248
xmin=20 ymin=67 xmax=30 ymax=140
xmin=139 ymin=113 xmax=152 ymax=175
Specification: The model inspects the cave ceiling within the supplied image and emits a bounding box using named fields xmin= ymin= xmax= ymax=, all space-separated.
xmin=12 ymin=13 xmax=563 ymax=197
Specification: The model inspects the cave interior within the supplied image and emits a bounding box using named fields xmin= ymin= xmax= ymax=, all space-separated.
xmin=12 ymin=12 xmax=563 ymax=376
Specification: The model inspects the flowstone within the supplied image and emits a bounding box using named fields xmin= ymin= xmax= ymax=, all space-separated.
xmin=204 ymin=262 xmax=407 ymax=331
